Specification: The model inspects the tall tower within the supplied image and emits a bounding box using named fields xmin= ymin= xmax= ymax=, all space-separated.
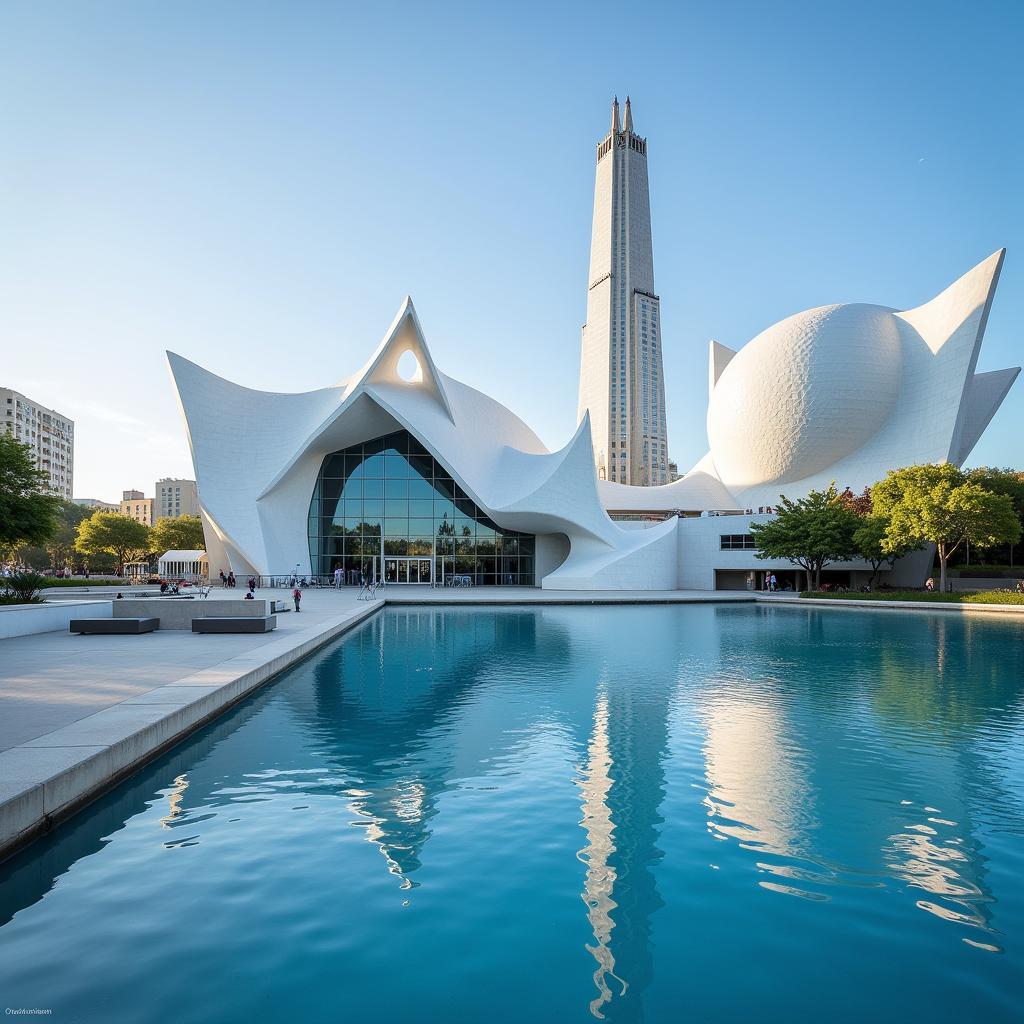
xmin=578 ymin=96 xmax=670 ymax=486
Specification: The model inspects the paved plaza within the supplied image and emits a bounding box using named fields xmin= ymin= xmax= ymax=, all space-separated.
xmin=0 ymin=588 xmax=368 ymax=752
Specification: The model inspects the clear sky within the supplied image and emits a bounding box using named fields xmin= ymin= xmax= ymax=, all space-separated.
xmin=1 ymin=0 xmax=1021 ymax=501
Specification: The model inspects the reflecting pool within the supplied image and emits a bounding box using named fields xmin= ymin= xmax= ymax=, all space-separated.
xmin=1 ymin=604 xmax=1022 ymax=1023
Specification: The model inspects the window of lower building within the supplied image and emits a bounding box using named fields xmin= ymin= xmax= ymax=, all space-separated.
xmin=720 ymin=533 xmax=757 ymax=550
xmin=308 ymin=430 xmax=535 ymax=585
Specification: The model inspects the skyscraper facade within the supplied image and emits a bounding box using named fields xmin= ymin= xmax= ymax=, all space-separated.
xmin=578 ymin=97 xmax=670 ymax=486
xmin=1 ymin=387 xmax=75 ymax=499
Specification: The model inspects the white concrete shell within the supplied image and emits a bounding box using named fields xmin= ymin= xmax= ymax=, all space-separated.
xmin=601 ymin=250 xmax=1018 ymax=514
xmin=168 ymin=299 xmax=678 ymax=589
xmin=169 ymin=251 xmax=1017 ymax=591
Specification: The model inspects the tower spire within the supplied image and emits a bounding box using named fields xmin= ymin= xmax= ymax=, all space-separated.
xmin=580 ymin=94 xmax=669 ymax=486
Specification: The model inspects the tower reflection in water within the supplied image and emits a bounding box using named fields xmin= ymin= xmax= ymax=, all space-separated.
xmin=571 ymin=605 xmax=677 ymax=1022
xmin=577 ymin=681 xmax=670 ymax=1021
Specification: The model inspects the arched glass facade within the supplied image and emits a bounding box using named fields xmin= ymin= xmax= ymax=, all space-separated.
xmin=308 ymin=430 xmax=535 ymax=585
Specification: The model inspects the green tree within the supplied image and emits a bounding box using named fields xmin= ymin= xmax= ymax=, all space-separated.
xmin=150 ymin=514 xmax=205 ymax=553
xmin=0 ymin=432 xmax=62 ymax=552
xmin=75 ymin=512 xmax=152 ymax=575
xmin=750 ymin=483 xmax=860 ymax=590
xmin=45 ymin=502 xmax=92 ymax=570
xmin=14 ymin=501 xmax=91 ymax=572
xmin=872 ymin=463 xmax=1021 ymax=593
xmin=966 ymin=466 xmax=1024 ymax=566
xmin=853 ymin=514 xmax=918 ymax=587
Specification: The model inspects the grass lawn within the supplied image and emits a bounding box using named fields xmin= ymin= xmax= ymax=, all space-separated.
xmin=800 ymin=589 xmax=1024 ymax=605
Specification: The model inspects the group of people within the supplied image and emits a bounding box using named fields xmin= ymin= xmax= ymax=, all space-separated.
xmin=1 ymin=562 xmax=90 ymax=579
xmin=761 ymin=573 xmax=793 ymax=592
xmin=217 ymin=567 xmax=302 ymax=611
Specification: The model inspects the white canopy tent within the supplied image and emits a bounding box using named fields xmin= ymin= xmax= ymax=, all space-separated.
xmin=158 ymin=549 xmax=209 ymax=581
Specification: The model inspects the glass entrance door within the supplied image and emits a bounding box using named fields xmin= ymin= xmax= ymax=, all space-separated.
xmin=383 ymin=557 xmax=432 ymax=584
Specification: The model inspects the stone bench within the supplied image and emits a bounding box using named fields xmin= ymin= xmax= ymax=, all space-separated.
xmin=191 ymin=615 xmax=277 ymax=634
xmin=70 ymin=617 xmax=159 ymax=635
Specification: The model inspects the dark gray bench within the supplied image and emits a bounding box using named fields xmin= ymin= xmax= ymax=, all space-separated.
xmin=192 ymin=615 xmax=277 ymax=634
xmin=70 ymin=617 xmax=159 ymax=634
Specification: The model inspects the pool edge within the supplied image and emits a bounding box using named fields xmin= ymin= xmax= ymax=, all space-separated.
xmin=0 ymin=600 xmax=384 ymax=864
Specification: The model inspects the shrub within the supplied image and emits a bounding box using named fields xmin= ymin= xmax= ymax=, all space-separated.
xmin=1 ymin=571 xmax=48 ymax=604
xmin=798 ymin=589 xmax=1024 ymax=605
xmin=963 ymin=590 xmax=1024 ymax=605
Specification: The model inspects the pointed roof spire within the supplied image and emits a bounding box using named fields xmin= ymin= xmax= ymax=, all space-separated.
xmin=623 ymin=95 xmax=633 ymax=132
xmin=611 ymin=96 xmax=620 ymax=133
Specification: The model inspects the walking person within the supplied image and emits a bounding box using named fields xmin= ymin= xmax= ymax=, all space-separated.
xmin=769 ymin=572 xmax=777 ymax=592
xmin=334 ymin=565 xmax=342 ymax=590
xmin=292 ymin=586 xmax=302 ymax=613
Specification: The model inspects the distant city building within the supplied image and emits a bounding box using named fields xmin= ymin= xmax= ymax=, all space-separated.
xmin=155 ymin=478 xmax=199 ymax=520
xmin=578 ymin=97 xmax=670 ymax=486
xmin=120 ymin=494 xmax=154 ymax=525
xmin=1 ymin=387 xmax=74 ymax=499
xmin=74 ymin=497 xmax=118 ymax=511
xmin=667 ymin=460 xmax=681 ymax=483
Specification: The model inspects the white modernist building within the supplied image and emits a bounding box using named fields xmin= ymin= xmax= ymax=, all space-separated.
xmin=169 ymin=249 xmax=1017 ymax=591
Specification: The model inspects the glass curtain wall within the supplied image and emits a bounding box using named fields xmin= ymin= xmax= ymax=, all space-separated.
xmin=308 ymin=430 xmax=535 ymax=585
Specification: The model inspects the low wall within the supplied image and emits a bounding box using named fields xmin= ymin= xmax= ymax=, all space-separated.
xmin=40 ymin=585 xmax=156 ymax=598
xmin=949 ymin=577 xmax=1023 ymax=593
xmin=112 ymin=598 xmax=273 ymax=630
xmin=0 ymin=600 xmax=113 ymax=640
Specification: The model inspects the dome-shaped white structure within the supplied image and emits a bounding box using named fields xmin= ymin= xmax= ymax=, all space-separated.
xmin=167 ymin=251 xmax=1017 ymax=591
xmin=707 ymin=303 xmax=902 ymax=489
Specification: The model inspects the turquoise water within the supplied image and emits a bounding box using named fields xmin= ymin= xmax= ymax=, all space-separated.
xmin=1 ymin=604 xmax=1023 ymax=1023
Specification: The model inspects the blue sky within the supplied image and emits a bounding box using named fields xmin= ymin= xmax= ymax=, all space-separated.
xmin=1 ymin=0 xmax=1021 ymax=500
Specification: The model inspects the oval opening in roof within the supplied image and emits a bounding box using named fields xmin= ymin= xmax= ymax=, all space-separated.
xmin=397 ymin=349 xmax=421 ymax=383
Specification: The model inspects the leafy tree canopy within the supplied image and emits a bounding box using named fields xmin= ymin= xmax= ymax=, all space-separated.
xmin=0 ymin=433 xmax=62 ymax=550
xmin=838 ymin=486 xmax=873 ymax=516
xmin=150 ymin=515 xmax=205 ymax=554
xmin=750 ymin=483 xmax=861 ymax=589
xmin=872 ymin=463 xmax=1021 ymax=591
xmin=74 ymin=512 xmax=152 ymax=575
xmin=853 ymin=513 xmax=919 ymax=585
xmin=967 ymin=466 xmax=1024 ymax=520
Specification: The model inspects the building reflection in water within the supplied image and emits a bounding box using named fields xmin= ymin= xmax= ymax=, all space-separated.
xmin=701 ymin=693 xmax=812 ymax=866
xmin=304 ymin=606 xmax=574 ymax=891
xmin=4 ymin=600 xmax=1020 ymax=1008
xmin=577 ymin=694 xmax=625 ymax=1017
xmin=699 ymin=604 xmax=1019 ymax=945
xmin=576 ymin=678 xmax=670 ymax=1020
xmin=160 ymin=774 xmax=190 ymax=827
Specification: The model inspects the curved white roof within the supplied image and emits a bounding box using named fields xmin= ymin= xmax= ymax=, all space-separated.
xmin=168 ymin=251 xmax=1017 ymax=589
xmin=168 ymin=297 xmax=677 ymax=587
